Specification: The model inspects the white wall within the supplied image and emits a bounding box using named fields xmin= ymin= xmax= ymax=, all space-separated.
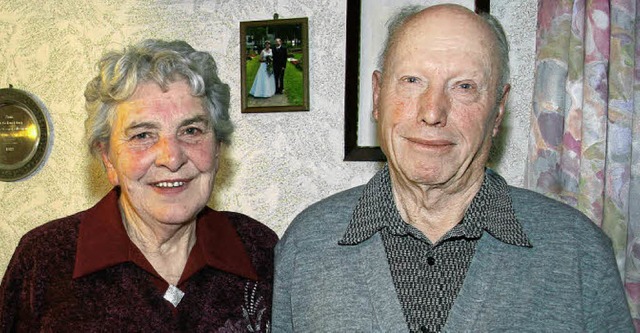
xmin=0 ymin=0 xmax=538 ymax=274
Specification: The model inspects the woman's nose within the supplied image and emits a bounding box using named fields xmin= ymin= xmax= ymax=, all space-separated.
xmin=154 ymin=137 xmax=187 ymax=172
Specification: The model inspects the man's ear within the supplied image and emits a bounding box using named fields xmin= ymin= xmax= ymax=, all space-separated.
xmin=372 ymin=70 xmax=383 ymax=121
xmin=492 ymin=84 xmax=510 ymax=137
xmin=99 ymin=143 xmax=119 ymax=186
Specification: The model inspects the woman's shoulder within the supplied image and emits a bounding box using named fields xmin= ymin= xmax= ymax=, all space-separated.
xmin=222 ymin=211 xmax=278 ymax=248
xmin=6 ymin=214 xmax=81 ymax=276
xmin=17 ymin=214 xmax=81 ymax=253
xmin=218 ymin=211 xmax=277 ymax=281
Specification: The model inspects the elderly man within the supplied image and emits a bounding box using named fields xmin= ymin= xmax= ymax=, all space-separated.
xmin=272 ymin=4 xmax=633 ymax=332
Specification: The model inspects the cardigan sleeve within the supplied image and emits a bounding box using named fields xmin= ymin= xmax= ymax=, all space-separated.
xmin=0 ymin=236 xmax=35 ymax=332
xmin=581 ymin=232 xmax=634 ymax=332
xmin=271 ymin=231 xmax=296 ymax=332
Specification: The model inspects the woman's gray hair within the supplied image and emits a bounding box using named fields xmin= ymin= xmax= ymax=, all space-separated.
xmin=377 ymin=5 xmax=511 ymax=95
xmin=84 ymin=39 xmax=233 ymax=157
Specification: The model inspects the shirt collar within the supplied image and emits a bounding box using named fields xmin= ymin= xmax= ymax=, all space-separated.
xmin=73 ymin=188 xmax=258 ymax=281
xmin=339 ymin=166 xmax=401 ymax=245
xmin=339 ymin=165 xmax=531 ymax=247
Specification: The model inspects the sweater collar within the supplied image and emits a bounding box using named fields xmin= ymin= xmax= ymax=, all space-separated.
xmin=73 ymin=188 xmax=257 ymax=281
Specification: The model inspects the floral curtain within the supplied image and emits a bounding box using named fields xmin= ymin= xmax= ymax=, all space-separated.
xmin=525 ymin=0 xmax=639 ymax=327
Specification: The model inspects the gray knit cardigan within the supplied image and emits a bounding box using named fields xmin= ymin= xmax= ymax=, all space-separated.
xmin=272 ymin=182 xmax=633 ymax=332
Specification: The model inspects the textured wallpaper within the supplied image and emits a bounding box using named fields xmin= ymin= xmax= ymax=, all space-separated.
xmin=0 ymin=0 xmax=537 ymax=275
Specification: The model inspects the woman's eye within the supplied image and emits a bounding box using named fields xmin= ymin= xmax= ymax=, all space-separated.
xmin=184 ymin=127 xmax=203 ymax=136
xmin=132 ymin=132 xmax=150 ymax=140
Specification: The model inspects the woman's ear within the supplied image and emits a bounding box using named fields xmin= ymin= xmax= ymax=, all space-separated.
xmin=99 ymin=142 xmax=119 ymax=186
xmin=213 ymin=141 xmax=222 ymax=174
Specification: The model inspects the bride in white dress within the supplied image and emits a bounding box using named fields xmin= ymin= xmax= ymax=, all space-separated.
xmin=249 ymin=41 xmax=276 ymax=98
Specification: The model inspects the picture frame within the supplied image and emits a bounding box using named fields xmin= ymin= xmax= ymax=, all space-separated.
xmin=343 ymin=0 xmax=490 ymax=161
xmin=240 ymin=17 xmax=309 ymax=113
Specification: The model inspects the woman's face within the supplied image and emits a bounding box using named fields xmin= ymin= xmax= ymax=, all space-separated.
xmin=101 ymin=80 xmax=219 ymax=227
xmin=265 ymin=42 xmax=271 ymax=49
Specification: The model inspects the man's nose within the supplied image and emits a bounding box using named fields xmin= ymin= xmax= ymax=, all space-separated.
xmin=418 ymin=86 xmax=449 ymax=127
xmin=154 ymin=137 xmax=187 ymax=172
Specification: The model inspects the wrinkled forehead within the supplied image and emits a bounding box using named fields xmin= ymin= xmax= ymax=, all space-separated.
xmin=124 ymin=81 xmax=201 ymax=109
xmin=110 ymin=86 xmax=208 ymax=127
xmin=117 ymin=95 xmax=197 ymax=111
xmin=114 ymin=100 xmax=197 ymax=120
xmin=394 ymin=7 xmax=499 ymax=68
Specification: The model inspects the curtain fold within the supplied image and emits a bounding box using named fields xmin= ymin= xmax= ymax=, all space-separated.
xmin=526 ymin=0 xmax=639 ymax=327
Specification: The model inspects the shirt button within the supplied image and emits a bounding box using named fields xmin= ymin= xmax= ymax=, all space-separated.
xmin=427 ymin=257 xmax=435 ymax=265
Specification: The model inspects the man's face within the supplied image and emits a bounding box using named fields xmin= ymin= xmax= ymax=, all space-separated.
xmin=102 ymin=80 xmax=219 ymax=227
xmin=276 ymin=38 xmax=282 ymax=46
xmin=373 ymin=8 xmax=508 ymax=189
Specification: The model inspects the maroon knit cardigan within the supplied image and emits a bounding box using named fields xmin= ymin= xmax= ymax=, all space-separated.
xmin=0 ymin=189 xmax=277 ymax=332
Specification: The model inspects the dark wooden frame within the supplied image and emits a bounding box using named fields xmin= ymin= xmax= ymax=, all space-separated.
xmin=343 ymin=0 xmax=490 ymax=161
xmin=240 ymin=17 xmax=309 ymax=113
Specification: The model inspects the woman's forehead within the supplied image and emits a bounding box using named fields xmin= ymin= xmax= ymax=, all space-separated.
xmin=113 ymin=83 xmax=206 ymax=124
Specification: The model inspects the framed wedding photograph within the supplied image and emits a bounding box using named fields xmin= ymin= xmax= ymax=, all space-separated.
xmin=240 ymin=17 xmax=309 ymax=113
xmin=343 ymin=0 xmax=490 ymax=161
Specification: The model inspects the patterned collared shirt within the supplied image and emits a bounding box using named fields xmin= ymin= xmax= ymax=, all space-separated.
xmin=340 ymin=165 xmax=531 ymax=333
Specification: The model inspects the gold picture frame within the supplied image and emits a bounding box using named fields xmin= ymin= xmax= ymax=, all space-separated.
xmin=240 ymin=17 xmax=309 ymax=113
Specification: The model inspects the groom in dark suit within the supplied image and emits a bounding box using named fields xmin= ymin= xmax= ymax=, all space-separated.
xmin=273 ymin=38 xmax=288 ymax=94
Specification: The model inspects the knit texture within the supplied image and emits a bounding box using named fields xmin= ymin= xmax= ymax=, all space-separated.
xmin=341 ymin=167 xmax=530 ymax=332
xmin=0 ymin=192 xmax=277 ymax=332
xmin=272 ymin=167 xmax=633 ymax=332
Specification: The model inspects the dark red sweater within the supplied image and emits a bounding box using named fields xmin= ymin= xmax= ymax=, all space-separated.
xmin=0 ymin=189 xmax=277 ymax=332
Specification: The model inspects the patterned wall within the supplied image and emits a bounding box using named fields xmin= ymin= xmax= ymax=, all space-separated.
xmin=0 ymin=0 xmax=537 ymax=274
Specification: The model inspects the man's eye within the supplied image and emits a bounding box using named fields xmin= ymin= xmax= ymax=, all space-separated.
xmin=402 ymin=76 xmax=420 ymax=83
xmin=457 ymin=82 xmax=475 ymax=90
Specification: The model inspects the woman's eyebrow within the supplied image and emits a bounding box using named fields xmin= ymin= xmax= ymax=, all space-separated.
xmin=180 ymin=115 xmax=210 ymax=127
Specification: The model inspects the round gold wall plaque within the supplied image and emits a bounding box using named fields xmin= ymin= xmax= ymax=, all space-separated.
xmin=0 ymin=87 xmax=53 ymax=181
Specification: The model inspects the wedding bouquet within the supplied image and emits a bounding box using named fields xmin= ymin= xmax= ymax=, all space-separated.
xmin=266 ymin=55 xmax=273 ymax=75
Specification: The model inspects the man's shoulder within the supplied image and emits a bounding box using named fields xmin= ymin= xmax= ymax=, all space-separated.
xmin=509 ymin=186 xmax=587 ymax=220
xmin=507 ymin=186 xmax=608 ymax=243
xmin=301 ymin=185 xmax=365 ymax=215
xmin=283 ymin=185 xmax=365 ymax=242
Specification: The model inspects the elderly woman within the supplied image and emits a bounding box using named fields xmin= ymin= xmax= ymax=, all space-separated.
xmin=0 ymin=39 xmax=277 ymax=331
